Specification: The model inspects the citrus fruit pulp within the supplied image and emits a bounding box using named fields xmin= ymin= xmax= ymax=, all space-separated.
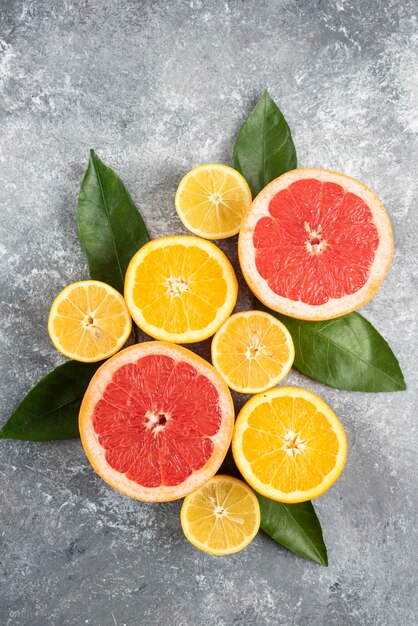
xmin=180 ymin=475 xmax=260 ymax=555
xmin=175 ymin=164 xmax=252 ymax=239
xmin=124 ymin=235 xmax=238 ymax=343
xmin=211 ymin=310 xmax=294 ymax=394
xmin=239 ymin=168 xmax=393 ymax=320
xmin=232 ymin=386 xmax=347 ymax=503
xmin=79 ymin=342 xmax=235 ymax=502
xmin=48 ymin=280 xmax=132 ymax=362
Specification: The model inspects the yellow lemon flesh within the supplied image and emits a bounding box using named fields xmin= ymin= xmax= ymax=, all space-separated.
xmin=175 ymin=164 xmax=252 ymax=239
xmin=180 ymin=475 xmax=260 ymax=556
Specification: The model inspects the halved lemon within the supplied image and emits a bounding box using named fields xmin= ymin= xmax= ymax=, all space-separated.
xmin=48 ymin=280 xmax=132 ymax=362
xmin=211 ymin=310 xmax=294 ymax=393
xmin=175 ymin=164 xmax=252 ymax=239
xmin=124 ymin=235 xmax=238 ymax=343
xmin=233 ymin=387 xmax=348 ymax=503
xmin=180 ymin=475 xmax=260 ymax=556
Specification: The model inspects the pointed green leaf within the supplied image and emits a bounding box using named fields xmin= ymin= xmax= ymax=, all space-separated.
xmin=0 ymin=361 xmax=101 ymax=441
xmin=233 ymin=90 xmax=297 ymax=197
xmin=77 ymin=150 xmax=149 ymax=293
xmin=257 ymin=494 xmax=328 ymax=566
xmin=257 ymin=301 xmax=406 ymax=392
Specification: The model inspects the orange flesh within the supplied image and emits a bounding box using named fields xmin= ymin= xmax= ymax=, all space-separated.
xmin=242 ymin=397 xmax=340 ymax=493
xmin=131 ymin=244 xmax=227 ymax=333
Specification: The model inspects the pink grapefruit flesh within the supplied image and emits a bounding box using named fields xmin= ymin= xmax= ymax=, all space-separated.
xmin=239 ymin=169 xmax=393 ymax=320
xmin=79 ymin=342 xmax=234 ymax=501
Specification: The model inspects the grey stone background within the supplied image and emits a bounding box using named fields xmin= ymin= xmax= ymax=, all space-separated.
xmin=1 ymin=1 xmax=417 ymax=624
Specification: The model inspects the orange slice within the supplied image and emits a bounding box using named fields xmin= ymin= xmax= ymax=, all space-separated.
xmin=175 ymin=164 xmax=252 ymax=239
xmin=232 ymin=387 xmax=348 ymax=503
xmin=124 ymin=235 xmax=238 ymax=343
xmin=180 ymin=475 xmax=260 ymax=555
xmin=211 ymin=310 xmax=294 ymax=393
xmin=48 ymin=280 xmax=131 ymax=362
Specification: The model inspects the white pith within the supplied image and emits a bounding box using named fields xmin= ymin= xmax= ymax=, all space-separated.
xmin=282 ymin=431 xmax=307 ymax=456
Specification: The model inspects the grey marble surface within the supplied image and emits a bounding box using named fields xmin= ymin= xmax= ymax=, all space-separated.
xmin=1 ymin=1 xmax=417 ymax=624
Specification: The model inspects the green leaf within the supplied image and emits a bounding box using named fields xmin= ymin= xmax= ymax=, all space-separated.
xmin=257 ymin=494 xmax=328 ymax=566
xmin=0 ymin=361 xmax=101 ymax=441
xmin=257 ymin=301 xmax=406 ymax=392
xmin=77 ymin=150 xmax=150 ymax=294
xmin=233 ymin=90 xmax=297 ymax=197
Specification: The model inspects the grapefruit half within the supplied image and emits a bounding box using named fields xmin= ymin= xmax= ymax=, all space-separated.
xmin=239 ymin=168 xmax=393 ymax=320
xmin=79 ymin=342 xmax=234 ymax=502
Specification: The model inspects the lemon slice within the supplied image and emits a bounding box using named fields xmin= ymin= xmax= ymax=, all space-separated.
xmin=180 ymin=475 xmax=260 ymax=556
xmin=233 ymin=387 xmax=348 ymax=503
xmin=48 ymin=280 xmax=131 ymax=362
xmin=211 ymin=310 xmax=294 ymax=393
xmin=124 ymin=235 xmax=238 ymax=343
xmin=175 ymin=164 xmax=252 ymax=239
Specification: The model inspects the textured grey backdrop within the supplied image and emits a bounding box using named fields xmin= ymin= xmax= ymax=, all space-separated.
xmin=1 ymin=1 xmax=417 ymax=625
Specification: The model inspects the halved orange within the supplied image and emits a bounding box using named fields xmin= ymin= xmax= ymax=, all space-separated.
xmin=175 ymin=164 xmax=252 ymax=239
xmin=79 ymin=342 xmax=235 ymax=502
xmin=211 ymin=310 xmax=294 ymax=393
xmin=180 ymin=475 xmax=260 ymax=556
xmin=48 ymin=280 xmax=132 ymax=362
xmin=232 ymin=387 xmax=348 ymax=503
xmin=124 ymin=236 xmax=238 ymax=343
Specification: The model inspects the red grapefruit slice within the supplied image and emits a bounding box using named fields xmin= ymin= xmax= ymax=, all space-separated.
xmin=79 ymin=342 xmax=234 ymax=502
xmin=239 ymin=169 xmax=393 ymax=320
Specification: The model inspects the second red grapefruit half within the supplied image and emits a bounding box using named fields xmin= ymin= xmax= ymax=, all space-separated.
xmin=239 ymin=168 xmax=393 ymax=320
xmin=79 ymin=342 xmax=234 ymax=502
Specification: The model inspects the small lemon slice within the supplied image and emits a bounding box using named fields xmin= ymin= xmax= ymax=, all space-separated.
xmin=124 ymin=235 xmax=238 ymax=344
xmin=180 ymin=475 xmax=260 ymax=556
xmin=175 ymin=164 xmax=252 ymax=239
xmin=233 ymin=387 xmax=348 ymax=503
xmin=211 ymin=310 xmax=294 ymax=393
xmin=48 ymin=280 xmax=131 ymax=362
